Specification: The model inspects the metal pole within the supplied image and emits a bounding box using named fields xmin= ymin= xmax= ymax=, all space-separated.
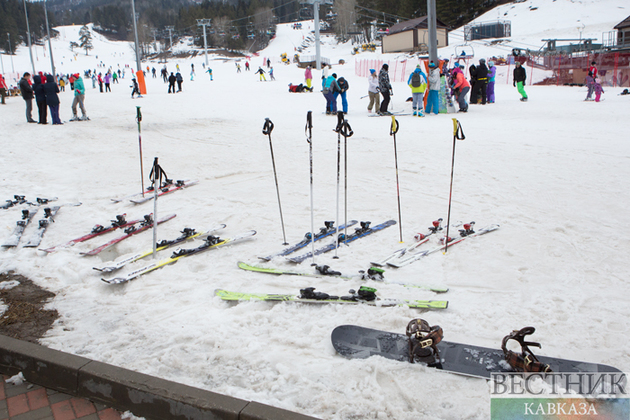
xmin=43 ymin=0 xmax=56 ymax=79
xmin=131 ymin=0 xmax=141 ymax=74
xmin=22 ymin=0 xmax=36 ymax=74
xmin=0 ymin=52 xmax=4 ymax=75
xmin=8 ymin=33 xmax=14 ymax=73
xmin=313 ymin=1 xmax=321 ymax=70
xmin=427 ymin=0 xmax=438 ymax=64
xmin=197 ymin=20 xmax=210 ymax=68
xmin=166 ymin=26 xmax=174 ymax=50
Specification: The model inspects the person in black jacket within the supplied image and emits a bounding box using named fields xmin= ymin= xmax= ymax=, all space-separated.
xmin=168 ymin=72 xmax=176 ymax=93
xmin=513 ymin=61 xmax=528 ymax=101
xmin=43 ymin=74 xmax=62 ymax=125
xmin=472 ymin=58 xmax=489 ymax=105
xmin=33 ymin=75 xmax=47 ymax=124
xmin=468 ymin=64 xmax=478 ymax=104
xmin=19 ymin=73 xmax=36 ymax=123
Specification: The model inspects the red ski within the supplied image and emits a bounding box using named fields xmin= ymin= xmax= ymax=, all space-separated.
xmin=40 ymin=214 xmax=141 ymax=253
xmin=80 ymin=213 xmax=177 ymax=256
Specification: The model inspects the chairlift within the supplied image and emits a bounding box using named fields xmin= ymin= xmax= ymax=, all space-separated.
xmin=454 ymin=44 xmax=475 ymax=59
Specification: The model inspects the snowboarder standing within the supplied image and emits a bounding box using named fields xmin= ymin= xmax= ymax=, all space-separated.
xmin=486 ymin=61 xmax=496 ymax=103
xmin=367 ymin=69 xmax=380 ymax=113
xmin=407 ymin=64 xmax=427 ymax=117
xmin=425 ymin=62 xmax=440 ymax=115
xmin=19 ymin=72 xmax=36 ymax=123
xmin=513 ymin=61 xmax=528 ymax=101
xmin=378 ymin=64 xmax=393 ymax=115
xmin=70 ymin=73 xmax=88 ymax=121
xmin=468 ymin=63 xmax=478 ymax=104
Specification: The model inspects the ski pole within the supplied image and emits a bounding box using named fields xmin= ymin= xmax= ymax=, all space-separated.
xmin=262 ymin=118 xmax=288 ymax=245
xmin=305 ymin=111 xmax=315 ymax=265
xmin=341 ymin=113 xmax=353 ymax=246
xmin=136 ymin=106 xmax=145 ymax=196
xmin=390 ymin=115 xmax=403 ymax=243
xmin=444 ymin=118 xmax=466 ymax=253
xmin=333 ymin=112 xmax=343 ymax=259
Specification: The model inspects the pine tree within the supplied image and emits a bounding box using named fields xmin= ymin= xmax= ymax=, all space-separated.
xmin=79 ymin=24 xmax=93 ymax=55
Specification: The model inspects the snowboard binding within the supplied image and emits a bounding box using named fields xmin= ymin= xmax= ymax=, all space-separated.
xmin=406 ymin=318 xmax=443 ymax=364
xmin=502 ymin=327 xmax=552 ymax=373
xmin=359 ymin=267 xmax=385 ymax=281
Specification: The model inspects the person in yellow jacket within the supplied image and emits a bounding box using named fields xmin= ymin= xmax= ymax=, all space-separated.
xmin=407 ymin=65 xmax=427 ymax=117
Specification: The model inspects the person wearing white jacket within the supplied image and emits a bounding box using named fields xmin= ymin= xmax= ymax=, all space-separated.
xmin=367 ymin=69 xmax=380 ymax=113
xmin=426 ymin=62 xmax=441 ymax=115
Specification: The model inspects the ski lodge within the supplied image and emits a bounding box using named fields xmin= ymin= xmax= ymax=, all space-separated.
xmin=381 ymin=16 xmax=449 ymax=54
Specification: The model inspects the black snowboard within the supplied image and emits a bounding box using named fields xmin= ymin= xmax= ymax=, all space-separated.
xmin=331 ymin=325 xmax=621 ymax=379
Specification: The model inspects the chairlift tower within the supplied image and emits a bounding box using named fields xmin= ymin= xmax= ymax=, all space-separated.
xmin=305 ymin=0 xmax=332 ymax=70
xmin=197 ymin=19 xmax=211 ymax=68
xmin=165 ymin=26 xmax=175 ymax=50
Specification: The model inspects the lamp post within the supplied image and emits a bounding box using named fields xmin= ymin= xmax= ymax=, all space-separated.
xmin=22 ymin=0 xmax=36 ymax=74
xmin=131 ymin=0 xmax=141 ymax=74
xmin=43 ymin=0 xmax=56 ymax=78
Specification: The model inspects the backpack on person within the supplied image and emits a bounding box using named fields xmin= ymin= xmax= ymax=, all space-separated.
xmin=411 ymin=72 xmax=422 ymax=88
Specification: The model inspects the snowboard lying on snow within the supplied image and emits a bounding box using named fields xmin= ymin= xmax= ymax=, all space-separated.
xmin=331 ymin=325 xmax=621 ymax=379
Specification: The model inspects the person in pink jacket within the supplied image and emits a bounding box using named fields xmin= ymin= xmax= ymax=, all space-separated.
xmin=304 ymin=66 xmax=312 ymax=90
xmin=451 ymin=65 xmax=470 ymax=112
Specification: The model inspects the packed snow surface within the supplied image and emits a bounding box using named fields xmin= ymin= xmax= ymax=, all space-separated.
xmin=1 ymin=1 xmax=629 ymax=418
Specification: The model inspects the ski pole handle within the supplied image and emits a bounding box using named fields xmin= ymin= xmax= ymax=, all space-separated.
xmin=262 ymin=118 xmax=274 ymax=135
xmin=452 ymin=118 xmax=465 ymax=140
xmin=305 ymin=111 xmax=312 ymax=143
xmin=136 ymin=106 xmax=142 ymax=123
xmin=390 ymin=116 xmax=399 ymax=136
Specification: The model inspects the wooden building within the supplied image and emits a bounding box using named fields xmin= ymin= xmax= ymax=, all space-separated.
xmin=382 ymin=16 xmax=449 ymax=54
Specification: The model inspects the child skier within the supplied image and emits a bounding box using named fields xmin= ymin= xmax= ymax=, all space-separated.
xmin=486 ymin=61 xmax=496 ymax=103
xmin=425 ymin=62 xmax=440 ymax=115
xmin=256 ymin=67 xmax=266 ymax=81
xmin=131 ymin=78 xmax=141 ymax=98
xmin=594 ymin=78 xmax=604 ymax=102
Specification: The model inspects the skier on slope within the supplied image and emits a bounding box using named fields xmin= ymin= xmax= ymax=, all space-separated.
xmin=131 ymin=78 xmax=141 ymax=99
xmin=513 ymin=61 xmax=528 ymax=102
xmin=367 ymin=69 xmax=380 ymax=114
xmin=43 ymin=74 xmax=62 ymax=124
xmin=256 ymin=67 xmax=266 ymax=81
xmin=322 ymin=73 xmax=339 ymax=114
xmin=473 ymin=58 xmax=488 ymax=105
xmin=176 ymin=71 xmax=183 ymax=92
xmin=70 ymin=73 xmax=89 ymax=121
xmin=304 ymin=65 xmax=312 ymax=90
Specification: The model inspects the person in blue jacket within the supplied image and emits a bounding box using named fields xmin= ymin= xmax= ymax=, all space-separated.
xmin=407 ymin=65 xmax=427 ymax=116
xmin=322 ymin=73 xmax=339 ymax=114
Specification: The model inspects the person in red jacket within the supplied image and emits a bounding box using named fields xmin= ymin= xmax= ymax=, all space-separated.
xmin=451 ymin=65 xmax=470 ymax=112
xmin=0 ymin=74 xmax=7 ymax=104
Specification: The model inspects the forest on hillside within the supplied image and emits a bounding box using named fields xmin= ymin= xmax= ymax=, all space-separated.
xmin=0 ymin=0 xmax=512 ymax=53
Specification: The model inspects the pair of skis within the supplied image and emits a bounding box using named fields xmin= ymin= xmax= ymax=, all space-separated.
xmin=0 ymin=196 xmax=57 ymax=210
xmin=215 ymin=286 xmax=448 ymax=309
xmin=101 ymin=229 xmax=256 ymax=284
xmin=237 ymin=261 xmax=448 ymax=293
xmin=259 ymin=220 xmax=358 ymax=261
xmin=288 ymin=220 xmax=397 ymax=263
xmin=2 ymin=202 xmax=80 ymax=248
xmin=111 ymin=179 xmax=198 ymax=204
xmin=384 ymin=223 xmax=500 ymax=268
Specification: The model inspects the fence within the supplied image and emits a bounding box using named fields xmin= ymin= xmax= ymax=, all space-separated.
xmin=355 ymin=57 xmax=426 ymax=83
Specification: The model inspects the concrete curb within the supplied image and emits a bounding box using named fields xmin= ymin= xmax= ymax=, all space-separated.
xmin=0 ymin=335 xmax=320 ymax=420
